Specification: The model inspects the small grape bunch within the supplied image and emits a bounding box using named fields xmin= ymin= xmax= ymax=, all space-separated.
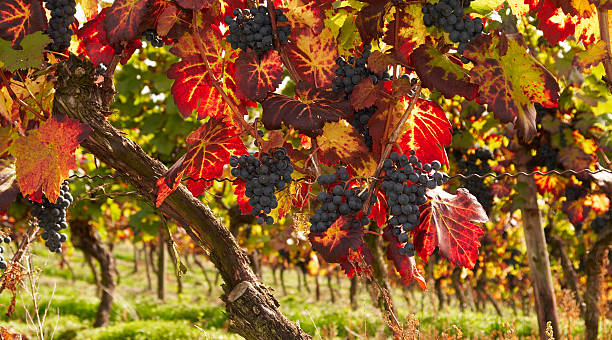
xmin=143 ymin=29 xmax=164 ymax=47
xmin=44 ymin=0 xmax=77 ymax=52
xmin=230 ymin=147 xmax=294 ymax=225
xmin=332 ymin=44 xmax=391 ymax=96
xmin=225 ymin=6 xmax=291 ymax=55
xmin=309 ymin=166 xmax=375 ymax=234
xmin=422 ymin=0 xmax=484 ymax=63
xmin=381 ymin=150 xmax=448 ymax=256
xmin=0 ymin=235 xmax=12 ymax=270
xmin=30 ymin=181 xmax=73 ymax=253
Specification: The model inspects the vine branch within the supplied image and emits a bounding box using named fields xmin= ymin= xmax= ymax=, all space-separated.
xmin=597 ymin=7 xmax=612 ymax=92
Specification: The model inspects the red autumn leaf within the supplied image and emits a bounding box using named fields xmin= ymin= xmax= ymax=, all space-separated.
xmin=350 ymin=78 xmax=383 ymax=111
xmin=316 ymin=120 xmax=377 ymax=176
xmin=463 ymin=31 xmax=560 ymax=141
xmin=369 ymin=97 xmax=452 ymax=167
xmin=383 ymin=226 xmax=426 ymax=289
xmin=0 ymin=0 xmax=46 ymax=45
xmin=355 ymin=0 xmax=389 ymax=44
xmin=156 ymin=2 xmax=179 ymax=37
xmin=410 ymin=44 xmax=479 ymax=100
xmin=167 ymin=24 xmax=243 ymax=123
xmin=76 ymin=8 xmax=141 ymax=66
xmin=233 ymin=180 xmax=251 ymax=215
xmin=285 ymin=0 xmax=331 ymax=32
xmin=383 ymin=3 xmax=429 ymax=65
xmin=339 ymin=245 xmax=373 ymax=278
xmin=534 ymin=0 xmax=598 ymax=46
xmin=175 ymin=0 xmax=210 ymax=11
xmin=8 ymin=115 xmax=92 ymax=203
xmin=156 ymin=117 xmax=247 ymax=206
xmin=262 ymin=83 xmax=352 ymax=137
xmin=103 ymin=0 xmax=151 ymax=46
xmin=368 ymin=191 xmax=387 ymax=228
xmin=585 ymin=193 xmax=610 ymax=214
xmin=536 ymin=0 xmax=576 ymax=45
xmin=562 ymin=197 xmax=589 ymax=226
xmin=235 ymin=49 xmax=284 ymax=102
xmin=534 ymin=171 xmax=567 ymax=196
xmin=309 ymin=216 xmax=365 ymax=263
xmin=413 ymin=188 xmax=488 ymax=269
xmin=285 ymin=24 xmax=338 ymax=88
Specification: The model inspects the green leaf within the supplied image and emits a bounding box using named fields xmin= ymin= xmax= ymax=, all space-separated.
xmin=0 ymin=32 xmax=50 ymax=71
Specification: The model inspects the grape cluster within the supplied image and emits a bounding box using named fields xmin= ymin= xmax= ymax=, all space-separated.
xmin=0 ymin=236 xmax=12 ymax=270
xmin=230 ymin=148 xmax=293 ymax=225
xmin=309 ymin=166 xmax=373 ymax=233
xmin=351 ymin=106 xmax=376 ymax=149
xmin=381 ymin=151 xmax=448 ymax=256
xmin=44 ymin=0 xmax=76 ymax=52
xmin=530 ymin=144 xmax=558 ymax=170
xmin=225 ymin=6 xmax=291 ymax=55
xmin=143 ymin=29 xmax=164 ymax=48
xmin=456 ymin=148 xmax=493 ymax=213
xmin=30 ymin=181 xmax=72 ymax=253
xmin=332 ymin=44 xmax=391 ymax=96
xmin=590 ymin=207 xmax=611 ymax=233
xmin=422 ymin=0 xmax=484 ymax=63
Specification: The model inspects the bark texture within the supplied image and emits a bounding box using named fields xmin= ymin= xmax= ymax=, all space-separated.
xmin=584 ymin=227 xmax=612 ymax=340
xmin=70 ymin=219 xmax=116 ymax=327
xmin=53 ymin=55 xmax=310 ymax=340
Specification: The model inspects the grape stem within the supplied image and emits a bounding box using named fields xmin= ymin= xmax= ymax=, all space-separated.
xmin=361 ymin=83 xmax=422 ymax=213
xmin=191 ymin=12 xmax=260 ymax=143
xmin=267 ymin=2 xmax=303 ymax=84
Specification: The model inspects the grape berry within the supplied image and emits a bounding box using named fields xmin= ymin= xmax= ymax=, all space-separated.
xmin=422 ymin=0 xmax=484 ymax=63
xmin=381 ymin=151 xmax=448 ymax=256
xmin=230 ymin=148 xmax=293 ymax=225
xmin=143 ymin=29 xmax=164 ymax=48
xmin=225 ymin=6 xmax=291 ymax=55
xmin=0 ymin=236 xmax=12 ymax=270
xmin=30 ymin=181 xmax=72 ymax=253
xmin=332 ymin=44 xmax=391 ymax=96
xmin=44 ymin=0 xmax=76 ymax=52
xmin=310 ymin=166 xmax=373 ymax=233
xmin=351 ymin=106 xmax=376 ymax=150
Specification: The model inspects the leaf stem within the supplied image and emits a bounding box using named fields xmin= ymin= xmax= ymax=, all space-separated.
xmin=361 ymin=83 xmax=422 ymax=213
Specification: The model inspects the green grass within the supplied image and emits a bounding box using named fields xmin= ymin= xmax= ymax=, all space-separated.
xmin=0 ymin=242 xmax=573 ymax=339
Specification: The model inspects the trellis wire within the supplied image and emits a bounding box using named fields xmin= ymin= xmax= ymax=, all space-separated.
xmin=68 ymin=168 xmax=612 ymax=184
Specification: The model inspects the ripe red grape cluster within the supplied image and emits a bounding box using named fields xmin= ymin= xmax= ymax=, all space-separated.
xmin=44 ymin=0 xmax=76 ymax=52
xmin=225 ymin=6 xmax=291 ymax=55
xmin=30 ymin=181 xmax=72 ymax=253
xmin=143 ymin=29 xmax=164 ymax=48
xmin=381 ymin=151 xmax=448 ymax=256
xmin=351 ymin=106 xmax=377 ymax=150
xmin=230 ymin=148 xmax=293 ymax=225
xmin=456 ymin=148 xmax=493 ymax=214
xmin=422 ymin=0 xmax=484 ymax=63
xmin=0 ymin=235 xmax=12 ymax=270
xmin=332 ymin=44 xmax=391 ymax=96
xmin=310 ymin=166 xmax=373 ymax=233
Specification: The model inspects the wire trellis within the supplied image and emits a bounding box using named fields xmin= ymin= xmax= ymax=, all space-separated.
xmin=67 ymin=168 xmax=612 ymax=184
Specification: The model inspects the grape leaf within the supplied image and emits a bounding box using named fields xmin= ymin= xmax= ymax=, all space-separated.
xmin=585 ymin=193 xmax=610 ymax=213
xmin=285 ymin=0 xmax=331 ymax=32
xmin=382 ymin=226 xmax=426 ymax=289
xmin=355 ymin=0 xmax=389 ymax=44
xmin=261 ymin=84 xmax=351 ymax=137
xmin=8 ymin=115 xmax=92 ymax=203
xmin=79 ymin=0 xmax=99 ymax=20
xmin=285 ymin=25 xmax=338 ymax=88
xmin=0 ymin=158 xmax=18 ymax=213
xmin=383 ymin=3 xmax=429 ymax=65
xmin=350 ymin=78 xmax=383 ymax=111
xmin=103 ymin=0 xmax=151 ymax=46
xmin=368 ymin=97 xmax=452 ymax=166
xmin=175 ymin=0 xmax=210 ymax=11
xmin=0 ymin=32 xmax=50 ymax=71
xmin=573 ymin=40 xmax=607 ymax=69
xmin=235 ymin=50 xmax=283 ymax=102
xmin=536 ymin=0 xmax=577 ymax=45
xmin=309 ymin=216 xmax=365 ymax=263
xmin=76 ymin=8 xmax=141 ymax=66
xmin=157 ymin=2 xmax=179 ymax=37
xmin=463 ymin=31 xmax=560 ymax=141
xmin=534 ymin=171 xmax=567 ymax=196
xmin=339 ymin=245 xmax=373 ymax=278
xmin=156 ymin=117 xmax=247 ymax=206
xmin=366 ymin=51 xmax=395 ymax=75
xmin=168 ymin=24 xmax=243 ymax=123
xmin=368 ymin=191 xmax=387 ymax=228
xmin=233 ymin=181 xmax=251 ymax=215
xmin=413 ymin=188 xmax=488 ymax=268
xmin=0 ymin=0 xmax=46 ymax=45
xmin=316 ymin=120 xmax=377 ymax=177
xmin=410 ymin=44 xmax=479 ymax=100
xmin=562 ymin=197 xmax=589 ymax=226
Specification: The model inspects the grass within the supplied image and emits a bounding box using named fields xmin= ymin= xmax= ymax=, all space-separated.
xmin=1 ymin=242 xmax=602 ymax=339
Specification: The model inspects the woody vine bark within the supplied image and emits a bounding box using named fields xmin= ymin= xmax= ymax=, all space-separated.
xmin=52 ymin=55 xmax=311 ymax=340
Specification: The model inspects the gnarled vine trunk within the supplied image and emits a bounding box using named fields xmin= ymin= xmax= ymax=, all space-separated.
xmin=54 ymin=55 xmax=310 ymax=340
xmin=70 ymin=219 xmax=116 ymax=327
xmin=584 ymin=227 xmax=612 ymax=340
